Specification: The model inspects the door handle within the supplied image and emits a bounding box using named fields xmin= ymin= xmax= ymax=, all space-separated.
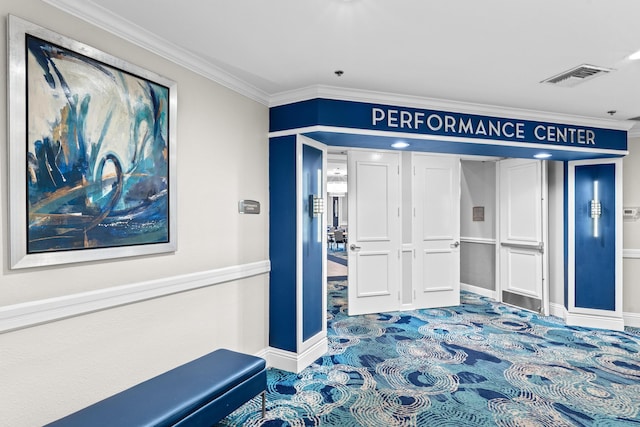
xmin=350 ymin=244 xmax=361 ymax=251
xmin=450 ymin=241 xmax=460 ymax=248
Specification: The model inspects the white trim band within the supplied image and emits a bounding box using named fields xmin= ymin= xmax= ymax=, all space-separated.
xmin=623 ymin=249 xmax=640 ymax=259
xmin=460 ymin=237 xmax=497 ymax=245
xmin=0 ymin=260 xmax=271 ymax=334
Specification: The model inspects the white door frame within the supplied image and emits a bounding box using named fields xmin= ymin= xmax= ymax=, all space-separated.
xmin=296 ymin=135 xmax=328 ymax=361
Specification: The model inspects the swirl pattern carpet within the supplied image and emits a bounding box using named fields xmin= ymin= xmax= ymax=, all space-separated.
xmin=220 ymin=280 xmax=640 ymax=426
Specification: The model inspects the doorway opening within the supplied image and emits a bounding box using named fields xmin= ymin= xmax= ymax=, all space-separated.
xmin=326 ymin=151 xmax=349 ymax=282
xmin=323 ymin=149 xmax=556 ymax=318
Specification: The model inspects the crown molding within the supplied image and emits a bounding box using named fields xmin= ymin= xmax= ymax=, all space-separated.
xmin=270 ymin=85 xmax=635 ymax=131
xmin=40 ymin=0 xmax=640 ymax=131
xmin=628 ymin=124 xmax=640 ymax=139
xmin=43 ymin=0 xmax=270 ymax=105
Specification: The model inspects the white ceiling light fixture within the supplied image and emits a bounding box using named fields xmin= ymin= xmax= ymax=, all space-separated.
xmin=391 ymin=141 xmax=410 ymax=149
xmin=534 ymin=153 xmax=552 ymax=159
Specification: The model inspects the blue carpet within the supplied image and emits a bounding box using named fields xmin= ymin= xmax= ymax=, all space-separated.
xmin=221 ymin=280 xmax=640 ymax=426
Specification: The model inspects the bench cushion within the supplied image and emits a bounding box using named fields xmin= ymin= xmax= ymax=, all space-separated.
xmin=46 ymin=349 xmax=266 ymax=427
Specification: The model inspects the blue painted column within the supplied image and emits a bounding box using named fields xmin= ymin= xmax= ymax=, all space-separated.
xmin=269 ymin=135 xmax=327 ymax=372
xmin=566 ymin=159 xmax=623 ymax=330
xmin=269 ymin=136 xmax=297 ymax=352
xmin=574 ymin=164 xmax=616 ymax=310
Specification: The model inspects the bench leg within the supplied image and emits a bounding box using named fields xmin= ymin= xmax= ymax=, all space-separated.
xmin=261 ymin=391 xmax=266 ymax=418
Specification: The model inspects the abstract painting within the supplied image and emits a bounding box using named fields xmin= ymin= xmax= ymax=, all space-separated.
xmin=8 ymin=16 xmax=177 ymax=268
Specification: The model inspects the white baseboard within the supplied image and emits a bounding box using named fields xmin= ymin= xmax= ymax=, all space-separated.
xmin=254 ymin=348 xmax=270 ymax=360
xmin=460 ymin=283 xmax=496 ymax=300
xmin=549 ymin=302 xmax=565 ymax=319
xmin=623 ymin=312 xmax=640 ymax=328
xmin=0 ymin=260 xmax=271 ymax=334
xmin=565 ymin=311 xmax=625 ymax=331
xmin=543 ymin=302 xmax=640 ymax=332
xmin=266 ymin=338 xmax=328 ymax=373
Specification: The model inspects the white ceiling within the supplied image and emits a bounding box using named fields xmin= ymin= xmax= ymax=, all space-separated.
xmin=58 ymin=0 xmax=640 ymax=129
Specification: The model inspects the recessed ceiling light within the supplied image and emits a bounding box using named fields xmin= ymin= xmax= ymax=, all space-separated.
xmin=391 ymin=141 xmax=410 ymax=149
xmin=629 ymin=49 xmax=640 ymax=60
xmin=534 ymin=153 xmax=552 ymax=159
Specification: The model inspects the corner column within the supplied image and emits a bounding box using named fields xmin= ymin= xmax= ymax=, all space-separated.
xmin=566 ymin=158 xmax=623 ymax=330
xmin=268 ymin=135 xmax=327 ymax=372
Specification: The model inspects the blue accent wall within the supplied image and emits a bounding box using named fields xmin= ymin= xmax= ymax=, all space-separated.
xmin=574 ymin=163 xmax=616 ymax=311
xmin=269 ymin=136 xmax=297 ymax=352
xmin=302 ymin=144 xmax=323 ymax=341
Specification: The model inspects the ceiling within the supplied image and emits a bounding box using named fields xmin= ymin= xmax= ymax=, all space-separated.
xmin=61 ymin=0 xmax=640 ymax=131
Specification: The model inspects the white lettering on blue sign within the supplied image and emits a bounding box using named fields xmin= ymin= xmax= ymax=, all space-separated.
xmin=371 ymin=107 xmax=596 ymax=145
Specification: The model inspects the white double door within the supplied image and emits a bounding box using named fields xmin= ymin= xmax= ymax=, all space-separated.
xmin=347 ymin=150 xmax=460 ymax=316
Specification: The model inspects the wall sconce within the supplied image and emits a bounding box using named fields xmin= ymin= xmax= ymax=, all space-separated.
xmin=309 ymin=194 xmax=324 ymax=217
xmin=590 ymin=180 xmax=602 ymax=237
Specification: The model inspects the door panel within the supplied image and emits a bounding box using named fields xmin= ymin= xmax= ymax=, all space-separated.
xmin=355 ymin=163 xmax=390 ymax=240
xmin=422 ymin=167 xmax=456 ymax=240
xmin=347 ymin=150 xmax=401 ymax=316
xmin=422 ymin=249 xmax=455 ymax=292
xmin=413 ymin=154 xmax=460 ymax=309
xmin=498 ymin=158 xmax=547 ymax=314
xmin=503 ymin=162 xmax=541 ymax=242
xmin=355 ymin=251 xmax=391 ymax=297
xmin=505 ymin=249 xmax=543 ymax=296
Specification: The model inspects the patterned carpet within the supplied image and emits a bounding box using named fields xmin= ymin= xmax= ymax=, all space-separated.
xmin=220 ymin=280 xmax=640 ymax=426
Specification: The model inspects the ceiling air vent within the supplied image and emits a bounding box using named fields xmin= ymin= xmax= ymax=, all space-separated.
xmin=542 ymin=64 xmax=613 ymax=88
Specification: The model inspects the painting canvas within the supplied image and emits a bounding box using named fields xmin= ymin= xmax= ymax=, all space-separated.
xmin=8 ymin=16 xmax=177 ymax=268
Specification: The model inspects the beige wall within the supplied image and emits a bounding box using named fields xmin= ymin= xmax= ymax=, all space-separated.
xmin=460 ymin=160 xmax=496 ymax=240
xmin=0 ymin=2 xmax=269 ymax=425
xmin=623 ymin=137 xmax=640 ymax=314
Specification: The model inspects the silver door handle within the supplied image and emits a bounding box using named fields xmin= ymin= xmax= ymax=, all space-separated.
xmin=450 ymin=241 xmax=460 ymax=248
xmin=350 ymin=244 xmax=361 ymax=251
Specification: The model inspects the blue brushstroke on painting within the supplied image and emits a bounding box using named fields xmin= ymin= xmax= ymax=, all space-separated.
xmin=26 ymin=35 xmax=170 ymax=253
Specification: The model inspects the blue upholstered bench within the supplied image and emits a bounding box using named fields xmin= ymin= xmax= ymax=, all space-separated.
xmin=46 ymin=348 xmax=267 ymax=427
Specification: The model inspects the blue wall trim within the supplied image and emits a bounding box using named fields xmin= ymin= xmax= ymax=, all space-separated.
xmin=302 ymin=144 xmax=323 ymax=341
xmin=269 ymin=136 xmax=297 ymax=352
xmin=574 ymin=163 xmax=616 ymax=311
xmin=270 ymin=99 xmax=627 ymax=152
